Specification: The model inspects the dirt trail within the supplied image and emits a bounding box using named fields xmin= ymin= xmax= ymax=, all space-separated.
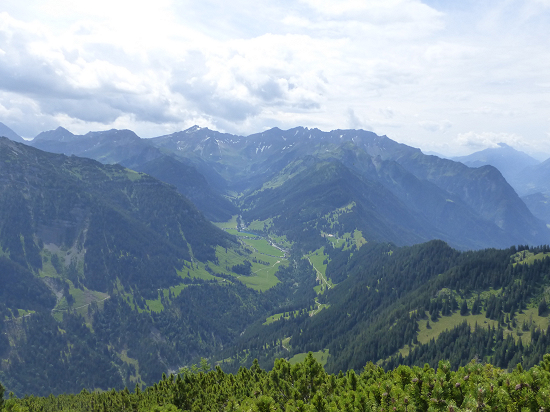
xmin=308 ymin=258 xmax=332 ymax=290
xmin=51 ymin=296 xmax=110 ymax=312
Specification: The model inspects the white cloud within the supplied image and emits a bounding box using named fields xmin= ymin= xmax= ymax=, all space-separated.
xmin=456 ymin=132 xmax=526 ymax=150
xmin=0 ymin=0 xmax=547 ymax=153
xmin=418 ymin=120 xmax=452 ymax=132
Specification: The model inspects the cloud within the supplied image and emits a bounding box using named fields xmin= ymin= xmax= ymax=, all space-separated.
xmin=347 ymin=108 xmax=364 ymax=129
xmin=0 ymin=0 xmax=548 ymax=154
xmin=419 ymin=120 xmax=452 ymax=132
xmin=456 ymin=131 xmax=526 ymax=150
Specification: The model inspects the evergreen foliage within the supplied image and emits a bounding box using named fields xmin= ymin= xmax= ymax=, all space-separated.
xmin=6 ymin=353 xmax=550 ymax=411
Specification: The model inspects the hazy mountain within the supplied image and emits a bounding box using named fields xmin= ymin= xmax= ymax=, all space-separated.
xmin=521 ymin=192 xmax=550 ymax=225
xmin=33 ymin=126 xmax=76 ymax=142
xmin=30 ymin=128 xmax=152 ymax=165
xmin=24 ymin=124 xmax=550 ymax=248
xmin=510 ymin=158 xmax=550 ymax=197
xmin=241 ymin=159 xmax=435 ymax=248
xmin=327 ymin=143 xmax=517 ymax=249
xmin=450 ymin=144 xmax=550 ymax=224
xmin=133 ymin=155 xmax=238 ymax=221
xmin=0 ymin=122 xmax=25 ymax=143
xmin=452 ymin=143 xmax=540 ymax=183
xmin=151 ymin=126 xmax=549 ymax=249
xmin=28 ymin=127 xmax=235 ymax=221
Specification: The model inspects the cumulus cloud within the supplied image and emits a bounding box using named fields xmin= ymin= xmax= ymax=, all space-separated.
xmin=0 ymin=0 xmax=548 ymax=152
xmin=456 ymin=131 xmax=526 ymax=150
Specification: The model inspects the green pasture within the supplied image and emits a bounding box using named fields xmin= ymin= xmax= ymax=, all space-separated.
xmin=225 ymin=228 xmax=259 ymax=238
xmin=211 ymin=215 xmax=238 ymax=229
xmin=269 ymin=234 xmax=293 ymax=249
xmin=289 ymin=349 xmax=329 ymax=367
xmin=307 ymin=248 xmax=335 ymax=293
xmin=52 ymin=283 xmax=109 ymax=313
xmin=308 ymin=247 xmax=328 ymax=275
xmin=399 ymin=307 xmax=550 ymax=358
xmin=512 ymin=250 xmax=550 ymax=266
xmin=238 ymin=257 xmax=285 ymax=291
xmin=241 ymin=237 xmax=285 ymax=257
xmin=322 ymin=229 xmax=366 ymax=251
xmin=264 ymin=310 xmax=302 ymax=325
xmin=247 ymin=218 xmax=273 ymax=232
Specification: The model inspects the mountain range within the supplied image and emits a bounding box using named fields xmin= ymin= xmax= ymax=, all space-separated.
xmin=3 ymin=123 xmax=550 ymax=396
xmin=15 ymin=124 xmax=550 ymax=250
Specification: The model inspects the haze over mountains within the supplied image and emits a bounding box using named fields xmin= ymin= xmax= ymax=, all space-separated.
xmin=451 ymin=143 xmax=550 ymax=225
xmin=4 ymin=120 xmax=550 ymax=245
xmin=13 ymin=123 xmax=549 ymax=250
xmin=452 ymin=143 xmax=541 ymax=184
xmin=0 ymin=122 xmax=25 ymax=143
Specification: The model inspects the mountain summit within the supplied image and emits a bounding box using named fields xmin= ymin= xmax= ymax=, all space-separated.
xmin=452 ymin=143 xmax=540 ymax=183
xmin=0 ymin=122 xmax=25 ymax=143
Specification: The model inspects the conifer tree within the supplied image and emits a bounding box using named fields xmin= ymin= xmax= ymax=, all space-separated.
xmin=460 ymin=300 xmax=469 ymax=316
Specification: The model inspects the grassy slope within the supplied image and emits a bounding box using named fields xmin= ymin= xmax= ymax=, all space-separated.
xmin=392 ymin=253 xmax=550 ymax=359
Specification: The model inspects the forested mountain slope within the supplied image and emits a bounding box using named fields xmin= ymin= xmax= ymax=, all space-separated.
xmin=0 ymin=138 xmax=295 ymax=396
xmin=3 ymin=125 xmax=550 ymax=398
xmin=28 ymin=128 xmax=235 ymax=222
xmin=221 ymin=239 xmax=550 ymax=376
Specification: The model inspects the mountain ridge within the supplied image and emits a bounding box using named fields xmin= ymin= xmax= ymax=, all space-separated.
xmin=0 ymin=122 xmax=25 ymax=143
xmin=24 ymin=124 xmax=550 ymax=249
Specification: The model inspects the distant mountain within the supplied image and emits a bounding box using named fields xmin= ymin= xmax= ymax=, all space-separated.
xmin=150 ymin=126 xmax=549 ymax=249
xmin=450 ymin=144 xmax=550 ymax=224
xmin=241 ymin=159 xmax=435 ymax=248
xmin=452 ymin=143 xmax=540 ymax=183
xmin=510 ymin=158 xmax=550 ymax=224
xmin=33 ymin=126 xmax=76 ymax=142
xmin=30 ymin=128 xmax=150 ymax=164
xmin=133 ymin=155 xmax=238 ymax=221
xmin=25 ymin=124 xmax=550 ymax=248
xmin=511 ymin=158 xmax=550 ymax=197
xmin=0 ymin=122 xmax=25 ymax=143
xmin=521 ymin=192 xmax=550 ymax=225
xmin=367 ymin=137 xmax=547 ymax=247
xmin=29 ymin=128 xmax=234 ymax=221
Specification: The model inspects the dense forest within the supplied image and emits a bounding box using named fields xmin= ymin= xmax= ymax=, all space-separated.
xmin=4 ymin=353 xmax=550 ymax=411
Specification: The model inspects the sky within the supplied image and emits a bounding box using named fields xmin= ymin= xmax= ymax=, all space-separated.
xmin=0 ymin=0 xmax=549 ymax=157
